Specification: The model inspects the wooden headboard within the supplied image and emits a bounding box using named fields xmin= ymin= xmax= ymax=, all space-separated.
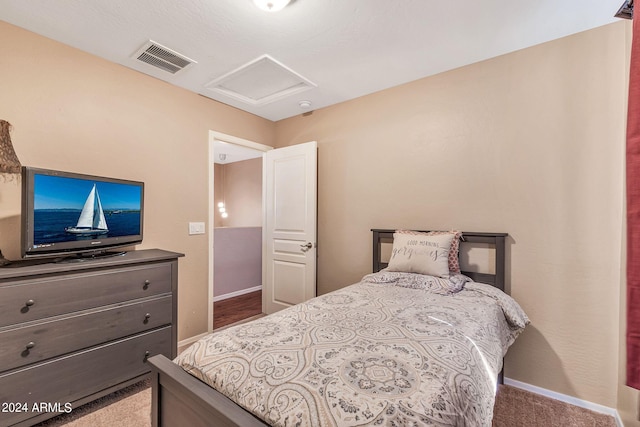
xmin=372 ymin=229 xmax=508 ymax=292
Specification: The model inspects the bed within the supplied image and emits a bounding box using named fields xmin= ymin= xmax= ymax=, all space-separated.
xmin=148 ymin=229 xmax=528 ymax=427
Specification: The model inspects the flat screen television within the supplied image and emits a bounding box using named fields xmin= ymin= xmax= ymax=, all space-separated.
xmin=21 ymin=166 xmax=144 ymax=259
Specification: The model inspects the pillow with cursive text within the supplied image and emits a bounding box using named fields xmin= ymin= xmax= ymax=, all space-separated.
xmin=387 ymin=231 xmax=454 ymax=278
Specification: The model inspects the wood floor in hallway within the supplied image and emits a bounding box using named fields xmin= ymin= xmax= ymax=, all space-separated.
xmin=213 ymin=290 xmax=263 ymax=330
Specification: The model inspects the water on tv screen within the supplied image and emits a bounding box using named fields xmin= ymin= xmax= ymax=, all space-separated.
xmin=32 ymin=173 xmax=142 ymax=248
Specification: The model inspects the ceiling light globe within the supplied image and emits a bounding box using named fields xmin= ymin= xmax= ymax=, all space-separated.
xmin=253 ymin=0 xmax=291 ymax=12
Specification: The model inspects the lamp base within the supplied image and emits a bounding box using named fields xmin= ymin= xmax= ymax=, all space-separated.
xmin=0 ymin=249 xmax=12 ymax=266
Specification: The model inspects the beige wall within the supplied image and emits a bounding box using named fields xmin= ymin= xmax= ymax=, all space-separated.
xmin=214 ymin=164 xmax=224 ymax=228
xmin=276 ymin=21 xmax=631 ymax=413
xmin=617 ymin=19 xmax=640 ymax=427
xmin=0 ymin=21 xmax=275 ymax=342
xmin=214 ymin=158 xmax=262 ymax=228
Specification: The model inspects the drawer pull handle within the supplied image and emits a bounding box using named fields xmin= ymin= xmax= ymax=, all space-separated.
xmin=144 ymin=313 xmax=151 ymax=323
xmin=25 ymin=299 xmax=35 ymax=307
xmin=144 ymin=351 xmax=150 ymax=362
xmin=143 ymin=280 xmax=151 ymax=289
xmin=26 ymin=342 xmax=35 ymax=350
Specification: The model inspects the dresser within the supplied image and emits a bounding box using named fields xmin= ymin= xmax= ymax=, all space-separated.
xmin=0 ymin=249 xmax=182 ymax=426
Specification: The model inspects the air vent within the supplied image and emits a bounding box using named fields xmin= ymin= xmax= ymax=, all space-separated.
xmin=132 ymin=41 xmax=196 ymax=74
xmin=205 ymin=55 xmax=316 ymax=106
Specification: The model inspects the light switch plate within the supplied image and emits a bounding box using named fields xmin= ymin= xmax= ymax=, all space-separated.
xmin=188 ymin=222 xmax=205 ymax=235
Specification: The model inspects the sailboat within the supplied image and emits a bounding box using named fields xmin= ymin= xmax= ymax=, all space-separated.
xmin=65 ymin=184 xmax=109 ymax=235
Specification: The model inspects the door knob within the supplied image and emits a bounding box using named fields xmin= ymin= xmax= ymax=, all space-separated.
xmin=300 ymin=242 xmax=313 ymax=252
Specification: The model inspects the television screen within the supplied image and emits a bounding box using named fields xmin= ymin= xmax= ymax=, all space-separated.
xmin=22 ymin=167 xmax=144 ymax=259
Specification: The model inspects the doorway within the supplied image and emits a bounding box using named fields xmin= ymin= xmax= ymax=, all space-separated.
xmin=208 ymin=131 xmax=272 ymax=333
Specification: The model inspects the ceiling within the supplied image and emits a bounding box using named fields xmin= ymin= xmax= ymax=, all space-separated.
xmin=0 ymin=0 xmax=625 ymax=122
xmin=213 ymin=140 xmax=263 ymax=164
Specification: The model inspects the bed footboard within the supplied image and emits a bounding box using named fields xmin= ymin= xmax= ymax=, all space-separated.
xmin=148 ymin=355 xmax=268 ymax=427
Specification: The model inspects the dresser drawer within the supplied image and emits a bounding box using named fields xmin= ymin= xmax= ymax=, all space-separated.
xmin=0 ymin=295 xmax=172 ymax=371
xmin=0 ymin=327 xmax=171 ymax=427
xmin=0 ymin=263 xmax=172 ymax=327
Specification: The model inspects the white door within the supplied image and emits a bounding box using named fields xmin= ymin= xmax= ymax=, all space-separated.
xmin=263 ymin=141 xmax=317 ymax=314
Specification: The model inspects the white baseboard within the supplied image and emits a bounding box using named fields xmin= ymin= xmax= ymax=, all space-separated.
xmin=177 ymin=332 xmax=208 ymax=351
xmin=504 ymin=378 xmax=624 ymax=427
xmin=213 ymin=285 xmax=262 ymax=302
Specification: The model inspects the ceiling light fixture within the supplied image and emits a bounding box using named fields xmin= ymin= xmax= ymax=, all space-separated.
xmin=252 ymin=0 xmax=291 ymax=12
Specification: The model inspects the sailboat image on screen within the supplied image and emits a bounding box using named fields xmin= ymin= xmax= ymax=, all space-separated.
xmin=65 ymin=184 xmax=109 ymax=236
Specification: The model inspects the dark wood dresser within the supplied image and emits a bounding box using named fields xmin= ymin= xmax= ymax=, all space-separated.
xmin=0 ymin=249 xmax=182 ymax=426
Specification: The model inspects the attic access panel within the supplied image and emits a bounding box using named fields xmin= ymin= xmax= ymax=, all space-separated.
xmin=205 ymin=55 xmax=316 ymax=106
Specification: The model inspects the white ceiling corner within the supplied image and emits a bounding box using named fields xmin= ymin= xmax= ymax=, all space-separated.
xmin=214 ymin=140 xmax=263 ymax=164
xmin=0 ymin=0 xmax=625 ymax=122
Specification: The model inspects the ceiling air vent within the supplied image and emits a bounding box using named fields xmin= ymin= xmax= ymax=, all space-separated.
xmin=133 ymin=41 xmax=196 ymax=74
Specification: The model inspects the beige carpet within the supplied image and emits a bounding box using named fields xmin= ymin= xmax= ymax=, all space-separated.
xmin=32 ymin=380 xmax=151 ymax=427
xmin=33 ymin=381 xmax=616 ymax=427
xmin=492 ymin=385 xmax=616 ymax=427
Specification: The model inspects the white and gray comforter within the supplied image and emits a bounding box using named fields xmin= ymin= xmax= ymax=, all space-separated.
xmin=175 ymin=272 xmax=529 ymax=427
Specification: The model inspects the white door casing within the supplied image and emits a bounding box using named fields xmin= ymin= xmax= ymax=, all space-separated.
xmin=263 ymin=141 xmax=317 ymax=314
xmin=207 ymin=131 xmax=272 ymax=334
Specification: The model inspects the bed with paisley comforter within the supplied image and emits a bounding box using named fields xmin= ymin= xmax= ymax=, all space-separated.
xmin=148 ymin=230 xmax=528 ymax=427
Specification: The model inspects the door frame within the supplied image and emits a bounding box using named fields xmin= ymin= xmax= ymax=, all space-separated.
xmin=207 ymin=130 xmax=272 ymax=333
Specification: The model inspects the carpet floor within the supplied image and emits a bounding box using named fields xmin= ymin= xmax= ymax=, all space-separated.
xmin=32 ymin=380 xmax=616 ymax=427
xmin=32 ymin=379 xmax=151 ymax=427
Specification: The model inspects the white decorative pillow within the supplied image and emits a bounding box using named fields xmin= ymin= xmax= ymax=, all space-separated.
xmin=387 ymin=232 xmax=454 ymax=278
xmin=396 ymin=229 xmax=462 ymax=273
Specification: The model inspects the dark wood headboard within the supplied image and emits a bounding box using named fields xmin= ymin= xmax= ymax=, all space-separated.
xmin=372 ymin=229 xmax=508 ymax=292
